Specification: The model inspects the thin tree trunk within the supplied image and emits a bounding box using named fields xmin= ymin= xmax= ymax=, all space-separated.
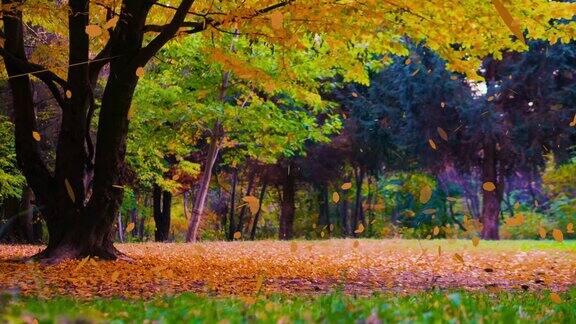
xmin=353 ymin=167 xmax=365 ymax=234
xmin=227 ymin=169 xmax=239 ymax=240
xmin=117 ymin=211 xmax=124 ymax=243
xmin=481 ymin=142 xmax=501 ymax=240
xmin=236 ymin=170 xmax=257 ymax=233
xmin=279 ymin=166 xmax=296 ymax=240
xmin=250 ymin=180 xmax=268 ymax=240
xmin=317 ymin=183 xmax=330 ymax=229
xmin=185 ymin=136 xmax=221 ymax=242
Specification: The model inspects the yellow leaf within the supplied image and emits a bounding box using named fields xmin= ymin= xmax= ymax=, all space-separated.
xmin=125 ymin=222 xmax=135 ymax=233
xmin=437 ymin=127 xmax=448 ymax=141
xmin=64 ymin=179 xmax=76 ymax=203
xmin=111 ymin=271 xmax=120 ymax=282
xmin=135 ymin=67 xmax=145 ymax=78
xmin=428 ymin=139 xmax=437 ymax=150
xmin=104 ymin=16 xmax=120 ymax=30
xmin=332 ymin=192 xmax=340 ymax=203
xmin=65 ymin=90 xmax=72 ymax=99
xmin=320 ymin=231 xmax=325 ymax=238
xmin=538 ymin=227 xmax=547 ymax=239
xmin=491 ymin=0 xmax=526 ymax=44
xmin=569 ymin=114 xmax=576 ymax=127
xmin=269 ymin=11 xmax=283 ymax=30
xmin=85 ymin=25 xmax=102 ymax=38
xmin=32 ymin=131 xmax=41 ymax=142
xmin=242 ymin=196 xmax=260 ymax=215
xmin=472 ymin=236 xmax=480 ymax=247
xmin=419 ymin=185 xmax=432 ymax=204
xmin=482 ymin=182 xmax=496 ymax=192
xmin=341 ymin=182 xmax=352 ymax=190
xmin=550 ymin=292 xmax=562 ymax=304
xmin=552 ymin=229 xmax=563 ymax=242
xmin=453 ymin=253 xmax=464 ymax=263
xmin=354 ymin=223 xmax=365 ymax=234
xmin=433 ymin=226 xmax=440 ymax=236
xmin=405 ymin=58 xmax=411 ymax=65
xmin=233 ymin=231 xmax=242 ymax=240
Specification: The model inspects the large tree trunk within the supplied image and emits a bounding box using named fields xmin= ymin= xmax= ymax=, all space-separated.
xmin=279 ymin=167 xmax=295 ymax=240
xmin=0 ymin=0 xmax=187 ymax=262
xmin=185 ymin=136 xmax=221 ymax=242
xmin=480 ymin=142 xmax=501 ymax=240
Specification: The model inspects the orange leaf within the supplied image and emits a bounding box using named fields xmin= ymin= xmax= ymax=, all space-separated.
xmin=104 ymin=16 xmax=120 ymax=30
xmin=111 ymin=271 xmax=120 ymax=282
xmin=32 ymin=131 xmax=41 ymax=142
xmin=491 ymin=0 xmax=526 ymax=44
xmin=233 ymin=231 xmax=242 ymax=240
xmin=85 ymin=25 xmax=102 ymax=38
xmin=290 ymin=241 xmax=297 ymax=253
xmin=135 ymin=67 xmax=145 ymax=78
xmin=341 ymin=182 xmax=352 ymax=190
xmin=269 ymin=11 xmax=283 ymax=30
xmin=332 ymin=192 xmax=340 ymax=203
xmin=433 ymin=226 xmax=440 ymax=236
xmin=453 ymin=253 xmax=464 ymax=263
xmin=428 ymin=139 xmax=437 ymax=150
xmin=354 ymin=223 xmax=365 ymax=234
xmin=482 ymin=182 xmax=496 ymax=192
xmin=65 ymin=90 xmax=72 ymax=99
xmin=550 ymin=292 xmax=562 ymax=304
xmin=242 ymin=196 xmax=260 ymax=215
xmin=566 ymin=223 xmax=574 ymax=234
xmin=538 ymin=227 xmax=547 ymax=239
xmin=419 ymin=185 xmax=432 ymax=204
xmin=437 ymin=127 xmax=448 ymax=141
xmin=472 ymin=236 xmax=480 ymax=247
xmin=552 ymin=229 xmax=563 ymax=242
xmin=125 ymin=222 xmax=135 ymax=233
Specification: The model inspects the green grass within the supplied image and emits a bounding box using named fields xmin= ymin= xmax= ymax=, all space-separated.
xmin=2 ymin=289 xmax=575 ymax=324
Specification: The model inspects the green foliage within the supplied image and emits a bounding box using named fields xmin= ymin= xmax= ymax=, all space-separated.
xmin=3 ymin=289 xmax=575 ymax=323
xmin=0 ymin=116 xmax=25 ymax=200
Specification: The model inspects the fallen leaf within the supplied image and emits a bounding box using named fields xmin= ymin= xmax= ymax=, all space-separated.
xmin=242 ymin=196 xmax=260 ymax=215
xmin=332 ymin=192 xmax=340 ymax=203
xmin=254 ymin=274 xmax=265 ymax=293
xmin=453 ymin=253 xmax=464 ymax=263
xmin=472 ymin=236 xmax=480 ymax=247
xmin=550 ymin=292 xmax=562 ymax=304
xmin=85 ymin=25 xmax=102 ymax=38
xmin=64 ymin=179 xmax=76 ymax=203
xmin=32 ymin=131 xmax=41 ymax=142
xmin=419 ymin=185 xmax=432 ymax=204
xmin=341 ymin=182 xmax=352 ymax=190
xmin=482 ymin=182 xmax=496 ymax=192
xmin=437 ymin=127 xmax=448 ymax=141
xmin=111 ymin=271 xmax=120 ymax=282
xmin=125 ymin=223 xmax=135 ymax=233
xmin=135 ymin=67 xmax=145 ymax=78
xmin=290 ymin=241 xmax=297 ymax=253
xmin=538 ymin=227 xmax=547 ymax=239
xmin=352 ymin=240 xmax=360 ymax=248
xmin=552 ymin=229 xmax=563 ymax=242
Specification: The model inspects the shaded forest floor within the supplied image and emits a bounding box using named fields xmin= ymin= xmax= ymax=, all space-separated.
xmin=0 ymin=240 xmax=575 ymax=299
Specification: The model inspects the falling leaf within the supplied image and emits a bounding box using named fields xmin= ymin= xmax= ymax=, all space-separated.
xmin=428 ymin=139 xmax=437 ymax=150
xmin=437 ymin=127 xmax=448 ymax=141
xmin=242 ymin=196 xmax=260 ymax=215
xmin=453 ymin=253 xmax=464 ymax=263
xmin=419 ymin=185 xmax=432 ymax=204
xmin=125 ymin=222 xmax=135 ymax=233
xmin=433 ymin=226 xmax=440 ymax=236
xmin=405 ymin=58 xmax=411 ymax=65
xmin=233 ymin=231 xmax=242 ymax=240
xmin=567 ymin=223 xmax=574 ymax=234
xmin=440 ymin=102 xmax=446 ymax=108
xmin=85 ymin=25 xmax=102 ymax=38
xmin=569 ymin=114 xmax=576 ymax=127
xmin=404 ymin=210 xmax=416 ymax=217
xmin=269 ymin=11 xmax=283 ymax=30
xmin=472 ymin=236 xmax=480 ymax=247
xmin=354 ymin=223 xmax=365 ymax=234
xmin=351 ymin=92 xmax=358 ymax=98
xmin=341 ymin=182 xmax=352 ymax=190
xmin=538 ymin=227 xmax=547 ymax=239
xmin=491 ymin=0 xmax=526 ymax=43
xmin=64 ymin=179 xmax=76 ymax=203
xmin=65 ymin=90 xmax=72 ymax=99
xmin=111 ymin=271 xmax=120 ymax=282
xmin=423 ymin=208 xmax=437 ymax=215
xmin=32 ymin=131 xmax=41 ymax=142
xmin=552 ymin=229 xmax=563 ymax=242
xmin=550 ymin=292 xmax=562 ymax=304
xmin=482 ymin=182 xmax=496 ymax=192
xmin=320 ymin=231 xmax=325 ymax=238
xmin=446 ymin=196 xmax=458 ymax=202
xmin=104 ymin=16 xmax=120 ymax=30
xmin=135 ymin=67 xmax=145 ymax=78
xmin=332 ymin=192 xmax=340 ymax=203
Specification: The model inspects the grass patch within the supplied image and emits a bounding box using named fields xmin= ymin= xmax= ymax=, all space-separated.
xmin=2 ymin=289 xmax=575 ymax=323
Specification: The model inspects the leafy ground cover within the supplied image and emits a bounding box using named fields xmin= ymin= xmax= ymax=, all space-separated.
xmin=2 ymin=289 xmax=575 ymax=323
xmin=0 ymin=240 xmax=574 ymax=299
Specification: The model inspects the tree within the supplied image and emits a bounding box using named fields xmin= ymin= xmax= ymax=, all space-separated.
xmin=1 ymin=0 xmax=574 ymax=261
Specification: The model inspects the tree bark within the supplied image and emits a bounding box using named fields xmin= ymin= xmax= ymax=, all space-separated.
xmin=480 ymin=142 xmax=501 ymax=240
xmin=227 ymin=169 xmax=239 ymax=240
xmin=153 ymin=185 xmax=171 ymax=242
xmin=279 ymin=166 xmax=295 ymax=240
xmin=353 ymin=167 xmax=365 ymax=234
xmin=185 ymin=135 xmax=221 ymax=242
